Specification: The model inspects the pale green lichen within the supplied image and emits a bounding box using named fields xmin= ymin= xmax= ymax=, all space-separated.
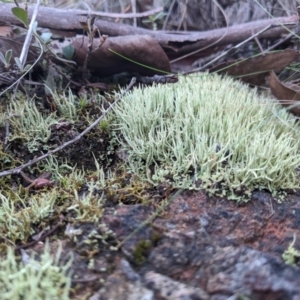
xmin=43 ymin=157 xmax=110 ymax=222
xmin=0 ymin=242 xmax=72 ymax=300
xmin=114 ymin=73 xmax=300 ymax=199
xmin=7 ymin=99 xmax=58 ymax=152
xmin=3 ymin=90 xmax=91 ymax=153
xmin=0 ymin=157 xmax=108 ymax=243
xmin=0 ymin=189 xmax=57 ymax=242
xmin=52 ymin=89 xmax=78 ymax=120
xmin=282 ymin=234 xmax=300 ymax=266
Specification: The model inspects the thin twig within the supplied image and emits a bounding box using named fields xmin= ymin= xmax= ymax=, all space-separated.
xmin=82 ymin=14 xmax=95 ymax=78
xmin=4 ymin=111 xmax=9 ymax=147
xmin=131 ymin=0 xmax=137 ymax=28
xmin=19 ymin=0 xmax=41 ymax=69
xmin=252 ymin=29 xmax=264 ymax=53
xmin=0 ymin=77 xmax=136 ymax=178
xmin=0 ymin=33 xmax=44 ymax=97
xmin=15 ymin=222 xmax=61 ymax=250
xmin=162 ymin=0 xmax=175 ymax=30
xmin=76 ymin=6 xmax=163 ymax=19
xmin=263 ymin=32 xmax=293 ymax=53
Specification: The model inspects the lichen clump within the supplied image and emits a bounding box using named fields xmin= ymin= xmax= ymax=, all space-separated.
xmin=282 ymin=234 xmax=300 ymax=266
xmin=114 ymin=73 xmax=300 ymax=198
xmin=0 ymin=244 xmax=71 ymax=300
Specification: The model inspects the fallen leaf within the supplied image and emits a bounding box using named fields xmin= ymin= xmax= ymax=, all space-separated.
xmin=211 ymin=49 xmax=300 ymax=86
xmin=0 ymin=26 xmax=13 ymax=37
xmin=268 ymin=71 xmax=300 ymax=117
xmin=72 ymin=35 xmax=171 ymax=77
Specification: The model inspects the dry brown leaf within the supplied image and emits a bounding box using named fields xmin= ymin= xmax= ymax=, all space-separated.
xmin=0 ymin=26 xmax=13 ymax=37
xmin=211 ymin=49 xmax=300 ymax=86
xmin=268 ymin=71 xmax=300 ymax=117
xmin=72 ymin=35 xmax=171 ymax=77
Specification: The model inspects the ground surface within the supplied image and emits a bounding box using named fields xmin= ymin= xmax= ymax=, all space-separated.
xmin=1 ymin=1 xmax=300 ymax=299
xmin=61 ymin=188 xmax=300 ymax=299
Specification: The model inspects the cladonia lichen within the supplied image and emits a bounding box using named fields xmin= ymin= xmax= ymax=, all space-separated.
xmin=0 ymin=242 xmax=72 ymax=300
xmin=7 ymin=99 xmax=58 ymax=153
xmin=114 ymin=73 xmax=300 ymax=199
xmin=282 ymin=234 xmax=300 ymax=266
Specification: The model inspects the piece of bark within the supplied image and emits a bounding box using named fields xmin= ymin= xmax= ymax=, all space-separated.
xmin=0 ymin=3 xmax=297 ymax=57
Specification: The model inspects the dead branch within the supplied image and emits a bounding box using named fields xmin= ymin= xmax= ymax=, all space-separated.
xmin=0 ymin=3 xmax=297 ymax=56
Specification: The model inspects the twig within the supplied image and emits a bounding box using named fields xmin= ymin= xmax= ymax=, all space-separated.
xmin=162 ymin=0 xmax=176 ymax=31
xmin=0 ymin=32 xmax=44 ymax=96
xmin=19 ymin=0 xmax=41 ymax=69
xmin=81 ymin=15 xmax=108 ymax=79
xmin=82 ymin=14 xmax=96 ymax=79
xmin=76 ymin=6 xmax=163 ymax=19
xmin=4 ymin=111 xmax=9 ymax=147
xmin=252 ymin=29 xmax=264 ymax=53
xmin=15 ymin=222 xmax=61 ymax=250
xmin=0 ymin=1 xmax=43 ymax=97
xmin=263 ymin=32 xmax=293 ymax=53
xmin=0 ymin=77 xmax=136 ymax=178
xmin=130 ymin=0 xmax=137 ymax=28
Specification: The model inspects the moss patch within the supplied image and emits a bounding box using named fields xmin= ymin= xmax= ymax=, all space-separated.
xmin=114 ymin=73 xmax=300 ymax=199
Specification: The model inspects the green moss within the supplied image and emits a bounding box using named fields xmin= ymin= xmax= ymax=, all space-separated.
xmin=132 ymin=239 xmax=152 ymax=265
xmin=114 ymin=73 xmax=300 ymax=199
